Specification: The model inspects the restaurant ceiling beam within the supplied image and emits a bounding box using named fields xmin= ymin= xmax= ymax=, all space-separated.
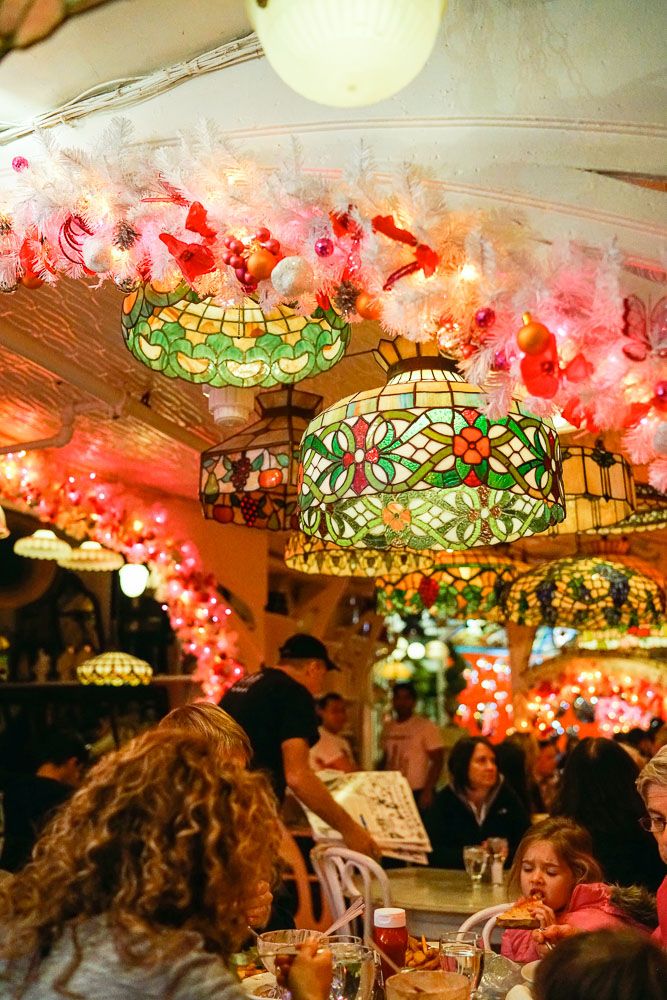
xmin=0 ymin=323 xmax=213 ymax=453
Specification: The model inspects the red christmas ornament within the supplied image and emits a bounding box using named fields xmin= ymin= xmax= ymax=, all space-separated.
xmin=475 ymin=307 xmax=496 ymax=329
xmin=521 ymin=336 xmax=560 ymax=398
xmin=315 ymin=237 xmax=334 ymax=257
xmin=158 ymin=233 xmax=216 ymax=282
xmin=19 ymin=238 xmax=44 ymax=289
xmin=517 ymin=312 xmax=552 ymax=355
xmin=59 ymin=215 xmax=93 ymax=266
xmin=418 ymin=576 xmax=440 ymax=609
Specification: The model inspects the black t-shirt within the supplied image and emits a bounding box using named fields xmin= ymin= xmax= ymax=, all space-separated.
xmin=220 ymin=668 xmax=319 ymax=801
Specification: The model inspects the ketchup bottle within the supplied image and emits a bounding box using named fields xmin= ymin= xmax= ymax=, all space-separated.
xmin=373 ymin=907 xmax=408 ymax=981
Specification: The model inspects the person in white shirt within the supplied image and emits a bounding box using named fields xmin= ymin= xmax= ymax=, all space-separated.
xmin=382 ymin=682 xmax=444 ymax=811
xmin=310 ymin=693 xmax=355 ymax=773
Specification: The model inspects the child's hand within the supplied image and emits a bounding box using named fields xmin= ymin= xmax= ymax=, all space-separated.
xmin=287 ymin=940 xmax=333 ymax=1000
xmin=526 ymin=900 xmax=557 ymax=929
xmin=531 ymin=923 xmax=577 ymax=957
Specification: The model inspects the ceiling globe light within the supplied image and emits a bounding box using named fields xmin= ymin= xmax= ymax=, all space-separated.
xmin=14 ymin=528 xmax=72 ymax=561
xmin=246 ymin=0 xmax=447 ymax=108
xmin=298 ymin=338 xmax=565 ymax=552
xmin=119 ymin=563 xmax=150 ymax=598
xmin=58 ymin=540 xmax=124 ymax=572
xmin=77 ymin=651 xmax=153 ymax=686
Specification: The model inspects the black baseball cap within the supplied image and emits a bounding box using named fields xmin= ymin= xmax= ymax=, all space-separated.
xmin=279 ymin=633 xmax=339 ymax=671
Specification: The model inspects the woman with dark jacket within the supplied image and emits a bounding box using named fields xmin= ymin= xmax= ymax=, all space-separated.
xmin=552 ymin=737 xmax=663 ymax=893
xmin=423 ymin=736 xmax=530 ymax=869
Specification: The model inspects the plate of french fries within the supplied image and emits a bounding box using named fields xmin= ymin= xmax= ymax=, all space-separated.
xmin=404 ymin=935 xmax=440 ymax=970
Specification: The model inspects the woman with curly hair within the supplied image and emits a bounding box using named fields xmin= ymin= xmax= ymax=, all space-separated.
xmin=0 ymin=729 xmax=331 ymax=1000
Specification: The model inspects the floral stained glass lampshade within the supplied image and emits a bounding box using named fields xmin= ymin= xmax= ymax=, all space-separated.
xmin=549 ymin=442 xmax=635 ymax=535
xmin=284 ymin=531 xmax=434 ymax=578
xmin=57 ymin=540 xmax=124 ymax=571
xmin=376 ymin=550 xmax=529 ymax=623
xmin=298 ymin=338 xmax=565 ymax=551
xmin=598 ymin=483 xmax=667 ymax=534
xmin=77 ymin=651 xmax=153 ymax=686
xmin=200 ymin=387 xmax=322 ymax=530
xmin=122 ymin=282 xmax=351 ymax=388
xmin=505 ymin=556 xmax=665 ymax=631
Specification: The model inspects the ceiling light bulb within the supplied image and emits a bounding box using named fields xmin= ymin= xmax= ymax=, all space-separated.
xmin=246 ymin=0 xmax=447 ymax=108
xmin=406 ymin=640 xmax=426 ymax=660
xmin=119 ymin=562 xmax=150 ymax=598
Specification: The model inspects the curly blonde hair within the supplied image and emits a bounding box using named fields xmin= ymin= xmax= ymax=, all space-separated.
xmin=158 ymin=701 xmax=252 ymax=764
xmin=508 ymin=817 xmax=602 ymax=898
xmin=0 ymin=728 xmax=280 ymax=988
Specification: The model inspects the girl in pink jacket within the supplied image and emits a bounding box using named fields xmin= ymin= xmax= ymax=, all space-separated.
xmin=501 ymin=818 xmax=656 ymax=964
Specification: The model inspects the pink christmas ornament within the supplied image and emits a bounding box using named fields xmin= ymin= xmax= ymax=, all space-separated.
xmin=11 ymin=156 xmax=29 ymax=172
xmin=314 ymin=237 xmax=334 ymax=258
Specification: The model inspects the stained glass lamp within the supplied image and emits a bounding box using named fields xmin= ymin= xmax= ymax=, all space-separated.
xmin=77 ymin=651 xmax=153 ymax=686
xmin=298 ymin=338 xmax=565 ymax=551
xmin=505 ymin=556 xmax=665 ymax=631
xmin=376 ymin=550 xmax=530 ymax=623
xmin=14 ymin=529 xmax=72 ymax=561
xmin=200 ymin=386 xmax=322 ymax=530
xmin=122 ymin=282 xmax=351 ymax=388
xmin=549 ymin=442 xmax=635 ymax=535
xmin=57 ymin=540 xmax=124 ymax=571
xmin=284 ymin=531 xmax=434 ymax=578
xmin=597 ymin=483 xmax=667 ymax=534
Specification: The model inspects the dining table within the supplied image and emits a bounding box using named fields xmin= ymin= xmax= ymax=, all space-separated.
xmin=372 ymin=867 xmax=511 ymax=938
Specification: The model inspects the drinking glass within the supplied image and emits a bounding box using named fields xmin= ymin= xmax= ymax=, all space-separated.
xmin=328 ymin=942 xmax=377 ymax=1000
xmin=462 ymin=845 xmax=488 ymax=884
xmin=257 ymin=929 xmax=325 ymax=998
xmin=439 ymin=932 xmax=484 ymax=993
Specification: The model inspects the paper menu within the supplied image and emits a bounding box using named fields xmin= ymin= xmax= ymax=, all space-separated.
xmin=302 ymin=770 xmax=432 ymax=865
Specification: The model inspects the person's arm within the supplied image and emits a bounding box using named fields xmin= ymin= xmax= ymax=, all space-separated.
xmin=282 ymin=738 xmax=379 ymax=858
xmin=418 ymin=747 xmax=444 ymax=810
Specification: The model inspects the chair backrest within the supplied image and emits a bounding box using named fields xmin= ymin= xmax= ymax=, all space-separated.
xmin=458 ymin=903 xmax=510 ymax=951
xmin=279 ymin=827 xmax=332 ymax=931
xmin=311 ymin=844 xmax=391 ymax=940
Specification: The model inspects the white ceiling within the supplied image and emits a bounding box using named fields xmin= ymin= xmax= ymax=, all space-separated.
xmin=0 ymin=0 xmax=665 ymax=510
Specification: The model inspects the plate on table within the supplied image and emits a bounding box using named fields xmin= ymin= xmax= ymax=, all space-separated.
xmin=520 ymin=960 xmax=540 ymax=983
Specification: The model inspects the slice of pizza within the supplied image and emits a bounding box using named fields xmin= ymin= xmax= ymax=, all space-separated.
xmin=495 ymin=891 xmax=544 ymax=929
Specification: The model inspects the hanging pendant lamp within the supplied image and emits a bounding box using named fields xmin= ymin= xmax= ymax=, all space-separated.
xmin=298 ymin=338 xmax=565 ymax=551
xmin=376 ymin=549 xmax=529 ymax=623
xmin=595 ymin=483 xmax=667 ymax=534
xmin=57 ymin=540 xmax=124 ymax=572
xmin=284 ymin=531 xmax=434 ymax=578
xmin=548 ymin=441 xmax=635 ymax=535
xmin=122 ymin=282 xmax=351 ymax=388
xmin=504 ymin=555 xmax=665 ymax=631
xmin=77 ymin=651 xmax=153 ymax=686
xmin=200 ymin=386 xmax=322 ymax=529
xmin=14 ymin=529 xmax=72 ymax=561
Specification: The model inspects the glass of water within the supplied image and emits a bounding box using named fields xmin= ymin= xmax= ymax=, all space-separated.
xmin=328 ymin=942 xmax=377 ymax=1000
xmin=439 ymin=932 xmax=484 ymax=993
xmin=463 ymin=845 xmax=488 ymax=884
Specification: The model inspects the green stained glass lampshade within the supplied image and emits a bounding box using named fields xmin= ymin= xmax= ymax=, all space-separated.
xmin=284 ymin=531 xmax=434 ymax=578
xmin=200 ymin=387 xmax=322 ymax=530
xmin=505 ymin=556 xmax=665 ymax=630
xmin=122 ymin=281 xmax=351 ymax=387
xmin=376 ymin=550 xmax=529 ymax=623
xmin=595 ymin=483 xmax=667 ymax=534
xmin=297 ymin=338 xmax=565 ymax=551
xmin=549 ymin=442 xmax=635 ymax=535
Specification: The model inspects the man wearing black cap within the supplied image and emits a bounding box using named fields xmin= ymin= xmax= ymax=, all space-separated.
xmin=221 ymin=633 xmax=378 ymax=859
